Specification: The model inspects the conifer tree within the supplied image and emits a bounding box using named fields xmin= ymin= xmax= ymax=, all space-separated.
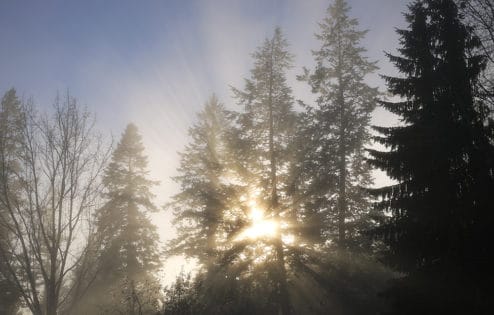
xmin=82 ymin=123 xmax=161 ymax=314
xmin=168 ymin=28 xmax=300 ymax=315
xmin=231 ymin=27 xmax=297 ymax=315
xmin=298 ymin=0 xmax=378 ymax=250
xmin=167 ymin=95 xmax=236 ymax=272
xmin=166 ymin=27 xmax=391 ymax=315
xmin=368 ymin=0 xmax=494 ymax=312
xmin=167 ymin=95 xmax=265 ymax=314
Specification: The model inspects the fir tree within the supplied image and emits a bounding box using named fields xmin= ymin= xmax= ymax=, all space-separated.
xmin=368 ymin=0 xmax=494 ymax=312
xmin=298 ymin=0 xmax=378 ymax=250
xmin=82 ymin=123 xmax=161 ymax=314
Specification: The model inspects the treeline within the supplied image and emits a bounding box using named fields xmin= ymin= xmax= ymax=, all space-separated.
xmin=0 ymin=0 xmax=493 ymax=314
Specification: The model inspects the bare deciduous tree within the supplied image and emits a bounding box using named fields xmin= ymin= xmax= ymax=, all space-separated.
xmin=0 ymin=92 xmax=109 ymax=315
xmin=460 ymin=0 xmax=494 ymax=110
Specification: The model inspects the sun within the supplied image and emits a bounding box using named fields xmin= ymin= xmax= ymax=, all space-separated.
xmin=243 ymin=217 xmax=278 ymax=239
xmin=237 ymin=204 xmax=279 ymax=241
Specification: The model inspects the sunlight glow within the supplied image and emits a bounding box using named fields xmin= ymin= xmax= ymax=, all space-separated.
xmin=237 ymin=203 xmax=279 ymax=241
xmin=249 ymin=206 xmax=264 ymax=222
xmin=243 ymin=219 xmax=278 ymax=239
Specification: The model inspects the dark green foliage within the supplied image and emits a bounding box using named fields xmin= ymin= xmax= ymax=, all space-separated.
xmin=368 ymin=0 xmax=494 ymax=312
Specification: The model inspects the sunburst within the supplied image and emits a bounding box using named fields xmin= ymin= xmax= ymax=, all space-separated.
xmin=237 ymin=203 xmax=278 ymax=241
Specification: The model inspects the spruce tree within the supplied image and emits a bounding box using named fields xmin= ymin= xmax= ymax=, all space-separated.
xmin=298 ymin=0 xmax=378 ymax=250
xmin=83 ymin=123 xmax=161 ymax=314
xmin=368 ymin=0 xmax=494 ymax=312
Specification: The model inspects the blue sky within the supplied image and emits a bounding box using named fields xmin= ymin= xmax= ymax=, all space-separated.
xmin=0 ymin=0 xmax=409 ymax=282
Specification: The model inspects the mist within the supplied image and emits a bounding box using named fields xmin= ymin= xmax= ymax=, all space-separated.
xmin=1 ymin=0 xmax=493 ymax=314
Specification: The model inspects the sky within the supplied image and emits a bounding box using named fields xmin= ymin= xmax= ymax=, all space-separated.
xmin=0 ymin=0 xmax=409 ymax=284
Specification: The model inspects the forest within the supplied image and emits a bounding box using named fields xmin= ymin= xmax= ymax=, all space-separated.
xmin=0 ymin=0 xmax=493 ymax=314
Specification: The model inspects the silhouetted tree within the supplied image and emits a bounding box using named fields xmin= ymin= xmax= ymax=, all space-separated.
xmin=298 ymin=0 xmax=378 ymax=250
xmin=78 ymin=123 xmax=161 ymax=315
xmin=167 ymin=95 xmax=272 ymax=314
xmin=231 ymin=27 xmax=298 ymax=315
xmin=368 ymin=0 xmax=494 ymax=313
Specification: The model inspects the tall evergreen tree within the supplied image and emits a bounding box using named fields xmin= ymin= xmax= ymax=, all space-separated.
xmin=368 ymin=0 xmax=494 ymax=313
xmin=80 ymin=123 xmax=161 ymax=314
xmin=231 ymin=27 xmax=297 ymax=315
xmin=167 ymin=95 xmax=276 ymax=314
xmin=167 ymin=95 xmax=237 ymax=272
xmin=298 ymin=0 xmax=378 ymax=249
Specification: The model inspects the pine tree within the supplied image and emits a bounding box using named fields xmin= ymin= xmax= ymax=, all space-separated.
xmin=231 ymin=27 xmax=297 ymax=315
xmin=368 ymin=0 xmax=494 ymax=312
xmin=83 ymin=123 xmax=161 ymax=314
xmin=298 ymin=0 xmax=378 ymax=250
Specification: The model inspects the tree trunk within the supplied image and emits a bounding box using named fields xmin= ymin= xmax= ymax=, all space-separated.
xmin=46 ymin=249 xmax=59 ymax=315
xmin=268 ymin=44 xmax=290 ymax=315
xmin=337 ymin=80 xmax=347 ymax=249
xmin=45 ymin=284 xmax=58 ymax=315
